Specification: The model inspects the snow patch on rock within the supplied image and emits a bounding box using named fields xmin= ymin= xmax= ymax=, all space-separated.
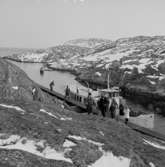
xmin=68 ymin=135 xmax=103 ymax=146
xmin=0 ymin=134 xmax=72 ymax=163
xmin=40 ymin=109 xmax=58 ymax=119
xmin=19 ymin=52 xmax=48 ymax=62
xmin=149 ymin=162 xmax=155 ymax=167
xmin=0 ymin=104 xmax=25 ymax=114
xmin=88 ymin=151 xmax=130 ymax=167
xmin=63 ymin=139 xmax=76 ymax=147
xmin=143 ymin=139 xmax=165 ymax=150
xmin=99 ymin=131 xmax=104 ymax=136
xmin=12 ymin=86 xmax=19 ymax=90
xmin=40 ymin=109 xmax=72 ymax=121
xmin=121 ymin=58 xmax=153 ymax=73
xmin=60 ymin=117 xmax=72 ymax=121
xmin=68 ymin=135 xmax=130 ymax=167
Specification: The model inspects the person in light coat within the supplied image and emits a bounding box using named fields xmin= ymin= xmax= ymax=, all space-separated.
xmin=124 ymin=105 xmax=130 ymax=124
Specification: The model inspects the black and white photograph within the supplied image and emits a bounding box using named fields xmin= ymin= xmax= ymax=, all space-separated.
xmin=0 ymin=0 xmax=165 ymax=166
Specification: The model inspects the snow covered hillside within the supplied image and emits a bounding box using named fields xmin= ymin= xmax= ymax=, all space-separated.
xmin=1 ymin=58 xmax=165 ymax=166
xmin=5 ymin=36 xmax=165 ymax=92
xmin=64 ymin=38 xmax=112 ymax=48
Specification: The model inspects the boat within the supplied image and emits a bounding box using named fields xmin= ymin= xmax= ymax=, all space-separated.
xmin=67 ymin=84 xmax=121 ymax=111
xmin=67 ymin=68 xmax=121 ymax=111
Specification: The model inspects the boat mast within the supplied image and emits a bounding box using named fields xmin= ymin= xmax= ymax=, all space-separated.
xmin=107 ymin=72 xmax=110 ymax=89
xmin=107 ymin=66 xmax=112 ymax=89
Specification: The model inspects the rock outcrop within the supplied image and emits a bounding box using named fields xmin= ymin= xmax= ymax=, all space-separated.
xmin=0 ymin=58 xmax=55 ymax=104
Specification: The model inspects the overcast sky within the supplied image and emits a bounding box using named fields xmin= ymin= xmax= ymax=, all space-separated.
xmin=0 ymin=0 xmax=165 ymax=48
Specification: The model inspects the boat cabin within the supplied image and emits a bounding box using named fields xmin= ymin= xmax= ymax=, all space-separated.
xmin=96 ymin=87 xmax=120 ymax=106
xmin=67 ymin=84 xmax=120 ymax=107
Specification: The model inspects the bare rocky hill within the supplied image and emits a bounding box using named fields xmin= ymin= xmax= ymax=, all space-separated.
xmin=0 ymin=58 xmax=165 ymax=166
xmin=64 ymin=38 xmax=112 ymax=48
xmin=4 ymin=36 xmax=165 ymax=113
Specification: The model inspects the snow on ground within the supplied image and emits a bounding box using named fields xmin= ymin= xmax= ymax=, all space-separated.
xmin=82 ymin=49 xmax=133 ymax=63
xmin=148 ymin=80 xmax=156 ymax=85
xmin=60 ymin=117 xmax=72 ymax=121
xmin=82 ymin=54 xmax=100 ymax=61
xmin=154 ymin=59 xmax=165 ymax=68
xmin=40 ymin=109 xmax=58 ymax=119
xmin=103 ymin=52 xmax=129 ymax=63
xmin=121 ymin=58 xmax=153 ymax=73
xmin=147 ymin=75 xmax=165 ymax=81
xmin=96 ymin=63 xmax=104 ymax=68
xmin=48 ymin=62 xmax=63 ymax=68
xmin=123 ymin=59 xmax=138 ymax=64
xmin=149 ymin=162 xmax=155 ymax=167
xmin=159 ymin=75 xmax=165 ymax=81
xmin=95 ymin=72 xmax=102 ymax=77
xmin=147 ymin=75 xmax=159 ymax=79
xmin=120 ymin=64 xmax=136 ymax=71
xmin=12 ymin=86 xmax=19 ymax=90
xmin=0 ymin=104 xmax=25 ymax=114
xmin=139 ymin=58 xmax=151 ymax=64
xmin=0 ymin=134 xmax=72 ymax=163
xmin=68 ymin=135 xmax=130 ymax=167
xmin=68 ymin=135 xmax=103 ymax=146
xmin=143 ymin=139 xmax=165 ymax=150
xmin=63 ymin=140 xmax=76 ymax=147
xmin=88 ymin=151 xmax=130 ymax=167
xmin=40 ymin=109 xmax=72 ymax=121
xmin=99 ymin=131 xmax=104 ymax=136
xmin=20 ymin=52 xmax=48 ymax=62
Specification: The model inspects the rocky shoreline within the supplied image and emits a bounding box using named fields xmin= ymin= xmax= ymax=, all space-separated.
xmin=5 ymin=57 xmax=165 ymax=117
xmin=1 ymin=58 xmax=165 ymax=166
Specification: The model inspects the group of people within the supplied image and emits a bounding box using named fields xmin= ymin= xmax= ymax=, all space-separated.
xmin=86 ymin=93 xmax=130 ymax=124
xmin=48 ymin=82 xmax=130 ymax=124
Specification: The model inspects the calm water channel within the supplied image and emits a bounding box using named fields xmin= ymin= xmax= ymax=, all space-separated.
xmin=9 ymin=60 xmax=85 ymax=95
xmin=9 ymin=60 xmax=165 ymax=136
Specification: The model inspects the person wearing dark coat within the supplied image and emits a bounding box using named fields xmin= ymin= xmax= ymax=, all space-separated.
xmin=86 ymin=93 xmax=93 ymax=115
xmin=110 ymin=98 xmax=118 ymax=119
xmin=119 ymin=103 xmax=124 ymax=116
xmin=65 ymin=85 xmax=70 ymax=98
xmin=97 ymin=95 xmax=109 ymax=117
xmin=49 ymin=80 xmax=55 ymax=91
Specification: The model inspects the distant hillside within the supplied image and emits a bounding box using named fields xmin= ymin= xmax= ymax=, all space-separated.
xmin=64 ymin=38 xmax=112 ymax=48
xmin=0 ymin=47 xmax=38 ymax=57
xmin=5 ymin=36 xmax=165 ymax=94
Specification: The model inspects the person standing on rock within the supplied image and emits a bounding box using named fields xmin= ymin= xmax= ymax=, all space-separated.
xmin=49 ymin=80 xmax=55 ymax=91
xmin=65 ymin=85 xmax=70 ymax=99
xmin=109 ymin=98 xmax=118 ymax=119
xmin=86 ymin=92 xmax=93 ymax=115
xmin=124 ymin=105 xmax=130 ymax=124
xmin=32 ymin=87 xmax=38 ymax=100
xmin=119 ymin=103 xmax=124 ymax=116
